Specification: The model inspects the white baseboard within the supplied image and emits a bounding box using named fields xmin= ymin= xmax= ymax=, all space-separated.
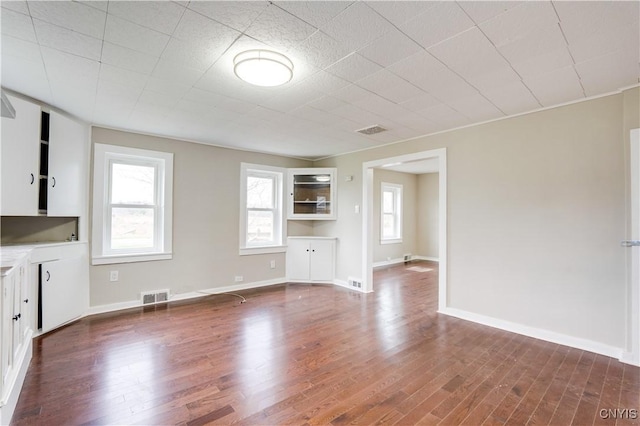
xmin=373 ymin=255 xmax=439 ymax=268
xmin=333 ymin=278 xmax=370 ymax=293
xmin=620 ymin=351 xmax=640 ymax=366
xmin=86 ymin=277 xmax=286 ymax=317
xmin=439 ymin=307 xmax=624 ymax=361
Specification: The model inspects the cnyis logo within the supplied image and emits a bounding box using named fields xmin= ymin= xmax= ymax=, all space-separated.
xmin=599 ymin=409 xmax=639 ymax=420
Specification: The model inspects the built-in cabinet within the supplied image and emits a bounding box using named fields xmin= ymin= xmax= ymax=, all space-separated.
xmin=286 ymin=237 xmax=336 ymax=282
xmin=0 ymin=94 xmax=86 ymax=218
xmin=288 ymin=168 xmax=337 ymax=220
xmin=0 ymin=254 xmax=33 ymax=425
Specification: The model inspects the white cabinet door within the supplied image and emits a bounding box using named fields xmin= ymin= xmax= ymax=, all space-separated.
xmin=1 ymin=95 xmax=40 ymax=216
xmin=286 ymin=239 xmax=311 ymax=281
xmin=309 ymin=240 xmax=334 ymax=281
xmin=48 ymin=111 xmax=86 ymax=216
xmin=1 ymin=271 xmax=15 ymax=387
xmin=41 ymin=254 xmax=89 ymax=333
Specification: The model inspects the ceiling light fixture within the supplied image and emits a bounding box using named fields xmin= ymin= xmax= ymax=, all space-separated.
xmin=233 ymin=50 xmax=294 ymax=87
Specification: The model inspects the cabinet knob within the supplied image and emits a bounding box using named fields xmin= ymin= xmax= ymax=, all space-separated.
xmin=24 ymin=299 xmax=28 ymax=304
xmin=52 ymin=176 xmax=56 ymax=187
xmin=12 ymin=313 xmax=21 ymax=321
xmin=30 ymin=173 xmax=35 ymax=185
xmin=312 ymin=250 xmax=315 ymax=252
xmin=306 ymin=249 xmax=309 ymax=252
xmin=46 ymin=271 xmax=50 ymax=281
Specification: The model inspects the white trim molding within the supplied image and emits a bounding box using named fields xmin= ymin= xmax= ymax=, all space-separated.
xmin=440 ymin=307 xmax=624 ymax=361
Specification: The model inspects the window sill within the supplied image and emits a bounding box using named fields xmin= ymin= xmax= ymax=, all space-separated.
xmin=380 ymin=239 xmax=402 ymax=245
xmin=239 ymin=245 xmax=287 ymax=256
xmin=92 ymin=252 xmax=172 ymax=265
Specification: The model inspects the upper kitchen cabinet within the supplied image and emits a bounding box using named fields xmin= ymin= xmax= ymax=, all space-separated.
xmin=47 ymin=111 xmax=87 ymax=216
xmin=1 ymin=95 xmax=41 ymax=216
xmin=0 ymin=95 xmax=87 ymax=218
xmin=287 ymin=168 xmax=337 ymax=220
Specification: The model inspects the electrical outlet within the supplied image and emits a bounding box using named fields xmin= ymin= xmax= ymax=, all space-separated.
xmin=234 ymin=276 xmax=243 ymax=282
xmin=270 ymin=260 xmax=276 ymax=269
xmin=110 ymin=270 xmax=119 ymax=282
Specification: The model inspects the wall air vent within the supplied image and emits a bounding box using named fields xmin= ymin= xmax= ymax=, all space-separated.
xmin=356 ymin=125 xmax=387 ymax=135
xmin=141 ymin=289 xmax=170 ymax=305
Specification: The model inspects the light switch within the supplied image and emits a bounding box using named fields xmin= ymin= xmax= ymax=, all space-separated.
xmin=354 ymin=204 xmax=360 ymax=214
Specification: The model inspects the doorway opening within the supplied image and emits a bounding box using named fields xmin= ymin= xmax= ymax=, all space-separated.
xmin=362 ymin=148 xmax=447 ymax=312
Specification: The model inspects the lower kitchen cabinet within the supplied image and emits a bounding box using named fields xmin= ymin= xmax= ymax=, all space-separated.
xmin=286 ymin=237 xmax=336 ymax=283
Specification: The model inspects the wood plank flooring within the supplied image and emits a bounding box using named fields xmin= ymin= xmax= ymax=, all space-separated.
xmin=11 ymin=261 xmax=640 ymax=425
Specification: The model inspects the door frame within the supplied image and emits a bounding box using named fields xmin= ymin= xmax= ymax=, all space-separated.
xmin=627 ymin=128 xmax=640 ymax=366
xmin=362 ymin=148 xmax=447 ymax=311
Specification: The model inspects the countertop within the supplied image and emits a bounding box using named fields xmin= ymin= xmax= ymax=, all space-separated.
xmin=1 ymin=241 xmax=86 ymax=277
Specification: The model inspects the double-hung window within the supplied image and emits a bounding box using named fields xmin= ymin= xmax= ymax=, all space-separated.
xmin=381 ymin=182 xmax=403 ymax=244
xmin=240 ymin=163 xmax=285 ymax=255
xmin=92 ymin=144 xmax=173 ymax=264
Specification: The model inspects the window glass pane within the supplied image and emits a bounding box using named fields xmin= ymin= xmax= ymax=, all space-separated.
xmin=247 ymin=210 xmax=274 ymax=244
xmin=247 ymin=176 xmax=274 ymax=208
xmin=383 ymin=191 xmax=394 ymax=213
xmin=383 ymin=213 xmax=396 ymax=238
xmin=112 ymin=163 xmax=155 ymax=205
xmin=111 ymin=208 xmax=155 ymax=249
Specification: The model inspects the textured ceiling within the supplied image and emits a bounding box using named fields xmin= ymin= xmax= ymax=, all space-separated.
xmin=1 ymin=1 xmax=638 ymax=160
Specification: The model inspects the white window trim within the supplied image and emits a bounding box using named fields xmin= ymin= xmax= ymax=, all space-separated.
xmin=239 ymin=163 xmax=286 ymax=256
xmin=381 ymin=182 xmax=403 ymax=245
xmin=92 ymin=143 xmax=173 ymax=265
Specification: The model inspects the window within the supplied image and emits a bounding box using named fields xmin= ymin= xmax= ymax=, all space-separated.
xmin=240 ymin=163 xmax=285 ymax=255
xmin=381 ymin=182 xmax=402 ymax=244
xmin=92 ymin=144 xmax=173 ymax=264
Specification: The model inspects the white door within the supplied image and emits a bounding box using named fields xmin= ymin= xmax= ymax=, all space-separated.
xmin=48 ymin=111 xmax=86 ymax=216
xmin=624 ymin=128 xmax=640 ymax=366
xmin=309 ymin=240 xmax=334 ymax=281
xmin=286 ymin=239 xmax=311 ymax=281
xmin=0 ymin=95 xmax=40 ymax=215
xmin=41 ymin=255 xmax=89 ymax=333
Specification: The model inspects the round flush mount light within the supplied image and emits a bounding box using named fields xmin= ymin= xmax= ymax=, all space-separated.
xmin=233 ymin=50 xmax=294 ymax=87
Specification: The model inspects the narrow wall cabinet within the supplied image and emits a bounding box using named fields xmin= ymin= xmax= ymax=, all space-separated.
xmin=287 ymin=168 xmax=337 ymax=220
xmin=286 ymin=237 xmax=336 ymax=282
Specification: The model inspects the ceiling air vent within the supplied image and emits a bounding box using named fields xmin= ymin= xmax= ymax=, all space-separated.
xmin=356 ymin=125 xmax=387 ymax=135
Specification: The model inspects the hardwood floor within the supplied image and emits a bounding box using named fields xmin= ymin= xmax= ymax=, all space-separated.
xmin=11 ymin=261 xmax=640 ymax=425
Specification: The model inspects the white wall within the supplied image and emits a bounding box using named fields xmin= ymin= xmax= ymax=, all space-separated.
xmin=315 ymin=90 xmax=633 ymax=350
xmin=89 ymin=127 xmax=312 ymax=308
xmin=417 ymin=173 xmax=439 ymax=259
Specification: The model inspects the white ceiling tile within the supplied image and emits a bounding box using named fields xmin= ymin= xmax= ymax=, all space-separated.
xmin=289 ymin=105 xmax=341 ymax=126
xmin=358 ymin=28 xmax=423 ymax=68
xmin=98 ymin=63 xmax=148 ymax=91
xmin=325 ymin=53 xmax=382 ymax=83
xmin=145 ymin=76 xmax=191 ymax=98
xmin=161 ymin=38 xmax=223 ymax=72
xmin=554 ymin=0 xmax=638 ymax=46
xmin=1 ymin=53 xmax=52 ymax=104
xmin=307 ymin=96 xmax=349 ymax=113
xmin=289 ymin=30 xmax=351 ymax=70
xmin=399 ymin=92 xmax=441 ymax=112
xmin=329 ymin=84 xmax=373 ymax=103
xmin=187 ymin=1 xmax=268 ymax=33
xmin=479 ymin=1 xmax=558 ymax=47
xmin=107 ymin=1 xmax=185 ymax=35
xmin=523 ymin=65 xmax=585 ymax=107
xmin=417 ymin=103 xmax=472 ymax=128
xmin=398 ymin=2 xmax=475 ymax=49
xmin=33 ymin=19 xmax=102 ymax=61
xmin=481 ymin=81 xmax=541 ymax=115
xmin=294 ymin=71 xmax=350 ymax=95
xmin=260 ymin=84 xmax=323 ymax=113
xmin=151 ymin=58 xmax=204 ymax=87
xmin=351 ymin=93 xmax=408 ymax=118
xmin=428 ymin=27 xmax=519 ymax=90
xmin=40 ymin=46 xmax=100 ymax=89
xmin=1 ymin=7 xmax=36 ymax=42
xmin=2 ymin=1 xmax=28 ymax=15
xmin=104 ymin=15 xmax=170 ymax=56
xmin=389 ymin=51 xmax=478 ymax=103
xmin=77 ymin=1 xmax=108 ymax=12
xmin=245 ymin=3 xmax=317 ymax=51
xmin=137 ymin=90 xmax=180 ymax=109
xmin=101 ymin=42 xmax=159 ymax=75
xmin=447 ymin=93 xmax=504 ymax=122
xmin=1 ymin=34 xmax=41 ymax=63
xmin=576 ymin=49 xmax=640 ymax=96
xmin=48 ymin=84 xmax=96 ymax=119
xmin=508 ymin=46 xmax=574 ymax=79
xmin=321 ymin=2 xmax=395 ymax=51
xmin=96 ymin=79 xmax=142 ymax=104
xmin=275 ymin=1 xmax=351 ymax=28
xmin=331 ymin=103 xmax=383 ymax=127
xmin=28 ymin=1 xmax=106 ymax=38
xmin=356 ymin=69 xmax=424 ymax=104
xmin=457 ymin=1 xmax=524 ymax=25
xmin=183 ymin=88 xmax=254 ymax=114
xmin=366 ymin=1 xmax=437 ymax=27
xmin=172 ymin=9 xmax=240 ymax=43
xmin=564 ymin=22 xmax=639 ymax=64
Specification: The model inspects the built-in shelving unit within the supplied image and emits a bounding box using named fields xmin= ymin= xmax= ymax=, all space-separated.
xmin=287 ymin=168 xmax=337 ymax=220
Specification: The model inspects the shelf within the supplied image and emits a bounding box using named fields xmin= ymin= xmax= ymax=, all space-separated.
xmin=293 ymin=182 xmax=330 ymax=185
xmin=294 ymin=201 xmax=332 ymax=204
